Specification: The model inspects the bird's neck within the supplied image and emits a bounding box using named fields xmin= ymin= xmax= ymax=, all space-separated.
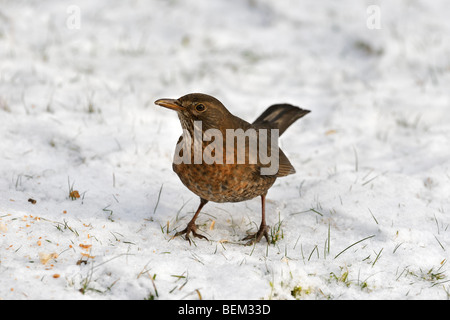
xmin=177 ymin=114 xmax=230 ymax=137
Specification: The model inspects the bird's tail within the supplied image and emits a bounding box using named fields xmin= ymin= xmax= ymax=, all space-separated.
xmin=252 ymin=104 xmax=310 ymax=136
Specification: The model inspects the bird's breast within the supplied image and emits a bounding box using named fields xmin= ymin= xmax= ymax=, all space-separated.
xmin=172 ymin=162 xmax=276 ymax=203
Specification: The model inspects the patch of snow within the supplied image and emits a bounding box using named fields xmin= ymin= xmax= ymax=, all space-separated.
xmin=1 ymin=0 xmax=450 ymax=299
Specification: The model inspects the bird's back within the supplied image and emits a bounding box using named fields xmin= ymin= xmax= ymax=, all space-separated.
xmin=251 ymin=103 xmax=310 ymax=177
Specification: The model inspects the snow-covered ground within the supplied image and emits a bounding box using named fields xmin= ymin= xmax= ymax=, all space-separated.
xmin=1 ymin=0 xmax=450 ymax=300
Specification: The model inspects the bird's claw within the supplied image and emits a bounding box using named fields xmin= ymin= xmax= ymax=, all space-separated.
xmin=173 ymin=223 xmax=208 ymax=245
xmin=242 ymin=225 xmax=270 ymax=246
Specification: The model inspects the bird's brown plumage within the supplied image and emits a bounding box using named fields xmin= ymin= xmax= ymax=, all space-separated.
xmin=155 ymin=93 xmax=310 ymax=244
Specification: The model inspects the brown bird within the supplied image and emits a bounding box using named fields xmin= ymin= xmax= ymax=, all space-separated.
xmin=155 ymin=93 xmax=310 ymax=245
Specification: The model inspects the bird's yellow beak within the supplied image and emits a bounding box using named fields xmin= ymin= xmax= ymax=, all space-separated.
xmin=154 ymin=98 xmax=183 ymax=111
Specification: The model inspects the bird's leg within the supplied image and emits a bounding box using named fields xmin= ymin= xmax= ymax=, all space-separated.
xmin=242 ymin=193 xmax=270 ymax=245
xmin=174 ymin=198 xmax=209 ymax=244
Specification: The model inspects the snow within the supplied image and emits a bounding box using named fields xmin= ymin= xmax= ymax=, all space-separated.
xmin=1 ymin=0 xmax=450 ymax=300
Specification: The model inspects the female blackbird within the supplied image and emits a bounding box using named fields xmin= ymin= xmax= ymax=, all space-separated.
xmin=155 ymin=93 xmax=310 ymax=245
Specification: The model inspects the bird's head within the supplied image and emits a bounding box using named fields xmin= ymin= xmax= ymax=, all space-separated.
xmin=155 ymin=93 xmax=231 ymax=132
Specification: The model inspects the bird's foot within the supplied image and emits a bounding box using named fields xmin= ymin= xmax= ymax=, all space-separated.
xmin=173 ymin=223 xmax=208 ymax=245
xmin=242 ymin=225 xmax=270 ymax=245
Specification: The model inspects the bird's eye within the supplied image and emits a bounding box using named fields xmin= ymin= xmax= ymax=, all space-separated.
xmin=195 ymin=104 xmax=206 ymax=112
